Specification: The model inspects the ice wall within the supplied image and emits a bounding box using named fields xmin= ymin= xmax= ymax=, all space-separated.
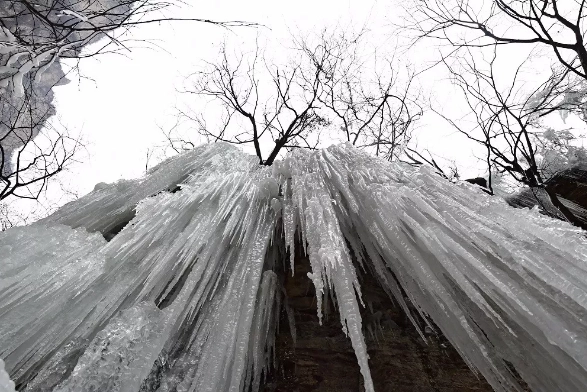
xmin=1 ymin=142 xmax=587 ymax=392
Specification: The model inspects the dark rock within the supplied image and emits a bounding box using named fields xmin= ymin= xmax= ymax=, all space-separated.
xmin=465 ymin=177 xmax=488 ymax=189
xmin=506 ymin=164 xmax=587 ymax=225
xmin=263 ymin=251 xmax=494 ymax=392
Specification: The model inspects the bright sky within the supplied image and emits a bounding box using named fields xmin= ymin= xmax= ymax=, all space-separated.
xmin=50 ymin=0 xmax=403 ymax=195
xmin=21 ymin=0 xmax=574 ymax=216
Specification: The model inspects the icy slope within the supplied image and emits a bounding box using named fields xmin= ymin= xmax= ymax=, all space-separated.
xmin=1 ymin=142 xmax=587 ymax=392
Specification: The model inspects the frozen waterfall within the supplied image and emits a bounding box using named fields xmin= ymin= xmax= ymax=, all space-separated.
xmin=1 ymin=142 xmax=587 ymax=392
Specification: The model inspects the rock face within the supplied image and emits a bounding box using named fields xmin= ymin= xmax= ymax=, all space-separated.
xmin=506 ymin=164 xmax=587 ymax=225
xmin=547 ymin=165 xmax=587 ymax=201
xmin=545 ymin=165 xmax=587 ymax=224
xmin=263 ymin=250 xmax=494 ymax=392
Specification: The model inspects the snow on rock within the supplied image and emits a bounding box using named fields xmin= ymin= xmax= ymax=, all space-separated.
xmin=1 ymin=142 xmax=587 ymax=392
xmin=0 ymin=359 xmax=15 ymax=392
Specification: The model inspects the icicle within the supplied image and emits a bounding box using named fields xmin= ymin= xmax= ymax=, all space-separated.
xmin=0 ymin=225 xmax=107 ymax=383
xmin=283 ymin=148 xmax=375 ymax=391
xmin=2 ymin=142 xmax=587 ymax=392
xmin=319 ymin=144 xmax=587 ymax=391
xmin=244 ymin=270 xmax=280 ymax=392
xmin=55 ymin=302 xmax=168 ymax=392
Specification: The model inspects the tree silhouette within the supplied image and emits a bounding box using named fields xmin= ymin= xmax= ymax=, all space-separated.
xmin=177 ymin=30 xmax=422 ymax=165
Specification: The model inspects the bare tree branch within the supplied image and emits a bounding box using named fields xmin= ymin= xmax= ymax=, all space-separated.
xmin=435 ymin=46 xmax=587 ymax=229
xmin=404 ymin=0 xmax=587 ymax=79
xmin=175 ymin=29 xmax=422 ymax=165
xmin=0 ymin=0 xmax=256 ymax=207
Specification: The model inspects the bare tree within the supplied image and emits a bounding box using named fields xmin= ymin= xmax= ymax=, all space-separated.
xmin=405 ymin=0 xmax=587 ymax=80
xmin=301 ymin=32 xmax=423 ymax=161
xmin=1 ymin=1 xmax=255 ymax=97
xmin=184 ymin=40 xmax=328 ymax=166
xmin=402 ymin=0 xmax=587 ymax=130
xmin=0 ymin=202 xmax=19 ymax=230
xmin=398 ymin=0 xmax=587 ymax=229
xmin=403 ymin=146 xmax=462 ymax=182
xmin=0 ymin=0 xmax=255 ymax=218
xmin=437 ymin=47 xmax=587 ymax=229
xmin=176 ymin=30 xmax=422 ymax=165
xmin=0 ymin=78 xmax=80 ymax=202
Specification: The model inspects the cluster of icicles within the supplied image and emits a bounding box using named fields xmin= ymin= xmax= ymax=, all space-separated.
xmin=1 ymin=143 xmax=587 ymax=392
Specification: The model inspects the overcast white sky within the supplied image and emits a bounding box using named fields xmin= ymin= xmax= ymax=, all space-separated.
xmin=20 ymin=0 xmax=582 ymax=216
xmin=49 ymin=0 xmax=401 ymax=193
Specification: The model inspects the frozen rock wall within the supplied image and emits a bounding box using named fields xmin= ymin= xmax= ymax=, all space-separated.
xmin=1 ymin=143 xmax=586 ymax=392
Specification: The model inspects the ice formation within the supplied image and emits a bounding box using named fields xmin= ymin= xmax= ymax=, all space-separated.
xmin=0 ymin=359 xmax=15 ymax=392
xmin=1 ymin=142 xmax=587 ymax=392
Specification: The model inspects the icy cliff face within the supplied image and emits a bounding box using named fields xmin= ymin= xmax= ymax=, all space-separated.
xmin=1 ymin=142 xmax=587 ymax=392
